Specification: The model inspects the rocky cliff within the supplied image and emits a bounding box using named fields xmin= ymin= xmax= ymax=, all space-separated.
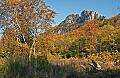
xmin=62 ymin=10 xmax=102 ymax=25
xmin=80 ymin=10 xmax=98 ymax=22
xmin=53 ymin=10 xmax=106 ymax=34
xmin=64 ymin=14 xmax=80 ymax=25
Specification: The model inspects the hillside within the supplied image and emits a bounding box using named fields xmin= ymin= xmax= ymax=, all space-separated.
xmin=41 ymin=12 xmax=120 ymax=58
xmin=109 ymin=13 xmax=120 ymax=27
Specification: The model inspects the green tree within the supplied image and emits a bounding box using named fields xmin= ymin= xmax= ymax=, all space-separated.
xmin=98 ymin=25 xmax=116 ymax=52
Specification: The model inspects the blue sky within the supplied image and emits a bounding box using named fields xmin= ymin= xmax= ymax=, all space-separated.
xmin=45 ymin=0 xmax=120 ymax=26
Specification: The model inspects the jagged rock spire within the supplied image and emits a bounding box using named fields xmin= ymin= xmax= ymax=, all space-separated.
xmin=53 ymin=10 xmax=106 ymax=34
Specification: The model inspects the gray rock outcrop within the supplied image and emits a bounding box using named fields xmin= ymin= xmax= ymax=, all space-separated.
xmin=64 ymin=14 xmax=80 ymax=25
xmin=53 ymin=10 xmax=106 ymax=34
xmin=80 ymin=10 xmax=98 ymax=22
xmin=63 ymin=10 xmax=100 ymax=25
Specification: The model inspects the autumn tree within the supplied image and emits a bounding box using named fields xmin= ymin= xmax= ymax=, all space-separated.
xmin=99 ymin=25 xmax=117 ymax=52
xmin=0 ymin=0 xmax=56 ymax=57
xmin=0 ymin=0 xmax=56 ymax=77
xmin=83 ymin=20 xmax=98 ymax=53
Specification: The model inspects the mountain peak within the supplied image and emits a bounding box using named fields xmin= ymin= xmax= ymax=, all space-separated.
xmin=81 ymin=10 xmax=99 ymax=22
xmin=53 ymin=10 xmax=106 ymax=34
xmin=62 ymin=10 xmax=106 ymax=25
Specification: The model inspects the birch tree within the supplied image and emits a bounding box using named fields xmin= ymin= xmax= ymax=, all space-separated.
xmin=0 ymin=0 xmax=56 ymax=57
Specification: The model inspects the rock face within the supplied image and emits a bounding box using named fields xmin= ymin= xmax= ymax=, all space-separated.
xmin=63 ymin=10 xmax=100 ymax=25
xmin=80 ymin=10 xmax=98 ymax=22
xmin=64 ymin=14 xmax=80 ymax=25
xmin=53 ymin=10 xmax=106 ymax=34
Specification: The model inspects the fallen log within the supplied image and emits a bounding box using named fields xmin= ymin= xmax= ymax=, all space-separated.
xmin=81 ymin=60 xmax=101 ymax=71
xmin=89 ymin=60 xmax=101 ymax=70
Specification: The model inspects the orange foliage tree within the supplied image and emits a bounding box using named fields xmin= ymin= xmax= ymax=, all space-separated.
xmin=82 ymin=20 xmax=99 ymax=53
xmin=0 ymin=0 xmax=56 ymax=57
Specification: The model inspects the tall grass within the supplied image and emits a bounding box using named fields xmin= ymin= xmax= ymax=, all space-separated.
xmin=0 ymin=54 xmax=120 ymax=78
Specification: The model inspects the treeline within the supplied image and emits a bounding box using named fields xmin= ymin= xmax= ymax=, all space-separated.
xmin=1 ymin=19 xmax=120 ymax=60
xmin=35 ymin=20 xmax=120 ymax=59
